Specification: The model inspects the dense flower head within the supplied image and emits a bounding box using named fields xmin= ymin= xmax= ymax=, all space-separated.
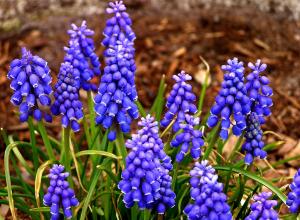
xmin=161 ymin=71 xmax=197 ymax=132
xmin=242 ymin=112 xmax=266 ymax=164
xmin=94 ymin=39 xmax=138 ymax=140
xmin=65 ymin=20 xmax=101 ymax=91
xmin=246 ymin=60 xmax=273 ymax=124
xmin=51 ymin=62 xmax=84 ymax=132
xmin=170 ymin=114 xmax=204 ymax=162
xmin=43 ymin=164 xmax=79 ymax=220
xmin=207 ymin=58 xmax=251 ymax=140
xmin=7 ymin=47 xmax=53 ymax=122
xmin=184 ymin=160 xmax=232 ymax=220
xmin=118 ymin=115 xmax=175 ymax=213
xmin=102 ymin=1 xmax=136 ymax=47
xmin=286 ymin=169 xmax=300 ymax=213
xmin=245 ymin=192 xmax=278 ymax=220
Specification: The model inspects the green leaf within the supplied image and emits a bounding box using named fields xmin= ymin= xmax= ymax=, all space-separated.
xmin=76 ymin=150 xmax=121 ymax=160
xmin=80 ymin=169 xmax=101 ymax=220
xmin=35 ymin=160 xmax=53 ymax=209
xmin=37 ymin=121 xmax=55 ymax=161
xmin=135 ymin=100 xmax=147 ymax=117
xmin=96 ymin=165 xmax=119 ymax=184
xmin=214 ymin=165 xmax=287 ymax=203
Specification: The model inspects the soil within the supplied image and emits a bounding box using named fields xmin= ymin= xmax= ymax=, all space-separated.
xmin=1 ymin=3 xmax=300 ymax=218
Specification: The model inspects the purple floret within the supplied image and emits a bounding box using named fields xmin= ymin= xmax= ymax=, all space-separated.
xmin=287 ymin=169 xmax=300 ymax=213
xmin=7 ymin=47 xmax=53 ymax=122
xmin=51 ymin=62 xmax=83 ymax=132
xmin=118 ymin=115 xmax=175 ymax=213
xmin=207 ymin=58 xmax=250 ymax=140
xmin=43 ymin=164 xmax=79 ymax=220
xmin=245 ymin=192 xmax=278 ymax=220
xmin=184 ymin=160 xmax=232 ymax=220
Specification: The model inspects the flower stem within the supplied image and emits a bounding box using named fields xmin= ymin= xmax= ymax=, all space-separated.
xmin=28 ymin=117 xmax=38 ymax=171
xmin=172 ymin=162 xmax=179 ymax=191
xmin=87 ymin=90 xmax=96 ymax=138
xmin=61 ymin=126 xmax=73 ymax=187
xmin=37 ymin=121 xmax=55 ymax=161
xmin=115 ymin=130 xmax=126 ymax=168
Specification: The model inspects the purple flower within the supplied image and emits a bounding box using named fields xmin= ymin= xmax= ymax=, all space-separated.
xmin=118 ymin=115 xmax=175 ymax=213
xmin=246 ymin=60 xmax=273 ymax=124
xmin=207 ymin=58 xmax=250 ymax=140
xmin=43 ymin=164 xmax=79 ymax=220
xmin=242 ymin=112 xmax=266 ymax=164
xmin=245 ymin=192 xmax=278 ymax=220
xmin=65 ymin=21 xmax=101 ymax=91
xmin=171 ymin=114 xmax=204 ymax=162
xmin=94 ymin=39 xmax=138 ymax=141
xmin=51 ymin=62 xmax=83 ymax=132
xmin=287 ymin=169 xmax=300 ymax=213
xmin=184 ymin=160 xmax=232 ymax=220
xmin=7 ymin=48 xmax=53 ymax=122
xmin=161 ymin=71 xmax=197 ymax=132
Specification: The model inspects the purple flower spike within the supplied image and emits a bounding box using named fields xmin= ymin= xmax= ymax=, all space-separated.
xmin=94 ymin=40 xmax=138 ymax=140
xmin=161 ymin=71 xmax=197 ymax=132
xmin=242 ymin=112 xmax=266 ymax=164
xmin=184 ymin=160 xmax=232 ymax=220
xmin=171 ymin=114 xmax=204 ymax=162
xmin=43 ymin=164 xmax=79 ymax=220
xmin=51 ymin=62 xmax=83 ymax=132
xmin=118 ymin=115 xmax=175 ymax=213
xmin=207 ymin=58 xmax=250 ymax=140
xmin=7 ymin=47 xmax=53 ymax=122
xmin=287 ymin=169 xmax=300 ymax=213
xmin=246 ymin=60 xmax=273 ymax=124
xmin=66 ymin=20 xmax=101 ymax=91
xmin=245 ymin=192 xmax=278 ymax=220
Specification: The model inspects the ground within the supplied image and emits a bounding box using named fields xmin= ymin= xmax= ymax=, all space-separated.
xmin=0 ymin=2 xmax=300 ymax=218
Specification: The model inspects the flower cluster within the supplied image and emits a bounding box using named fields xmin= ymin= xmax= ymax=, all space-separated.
xmin=246 ymin=60 xmax=273 ymax=124
xmin=65 ymin=21 xmax=101 ymax=91
xmin=43 ymin=164 xmax=79 ymax=220
xmin=184 ymin=160 xmax=232 ymax=220
xmin=245 ymin=192 xmax=278 ymax=220
xmin=51 ymin=62 xmax=84 ymax=132
xmin=170 ymin=114 xmax=204 ymax=162
xmin=8 ymin=48 xmax=53 ymax=122
xmin=286 ymin=169 xmax=300 ymax=213
xmin=207 ymin=58 xmax=250 ymax=140
xmin=242 ymin=112 xmax=267 ymax=164
xmin=94 ymin=1 xmax=138 ymax=141
xmin=161 ymin=71 xmax=197 ymax=132
xmin=118 ymin=115 xmax=175 ymax=213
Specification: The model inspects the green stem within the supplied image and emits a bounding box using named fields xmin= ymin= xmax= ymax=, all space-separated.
xmin=197 ymin=56 xmax=210 ymax=112
xmin=115 ymin=131 xmax=127 ymax=167
xmin=37 ymin=121 xmax=55 ymax=161
xmin=28 ymin=117 xmax=38 ymax=171
xmin=61 ymin=127 xmax=73 ymax=187
xmin=172 ymin=162 xmax=179 ymax=190
xmin=87 ymin=91 xmax=96 ymax=138
xmin=228 ymin=134 xmax=244 ymax=162
xmin=203 ymin=124 xmax=220 ymax=160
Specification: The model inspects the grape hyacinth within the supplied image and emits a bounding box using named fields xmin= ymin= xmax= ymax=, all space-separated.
xmin=246 ymin=60 xmax=273 ymax=124
xmin=286 ymin=169 xmax=300 ymax=213
xmin=7 ymin=47 xmax=53 ymax=122
xmin=242 ymin=112 xmax=267 ymax=164
xmin=65 ymin=21 xmax=101 ymax=91
xmin=245 ymin=192 xmax=278 ymax=220
xmin=118 ymin=115 xmax=175 ymax=213
xmin=51 ymin=62 xmax=83 ymax=132
xmin=184 ymin=160 xmax=232 ymax=220
xmin=170 ymin=114 xmax=204 ymax=162
xmin=161 ymin=71 xmax=197 ymax=132
xmin=94 ymin=40 xmax=138 ymax=140
xmin=207 ymin=58 xmax=250 ymax=140
xmin=43 ymin=164 xmax=79 ymax=220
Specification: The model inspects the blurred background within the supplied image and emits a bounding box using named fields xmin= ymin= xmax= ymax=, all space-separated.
xmin=0 ymin=0 xmax=300 ymax=169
